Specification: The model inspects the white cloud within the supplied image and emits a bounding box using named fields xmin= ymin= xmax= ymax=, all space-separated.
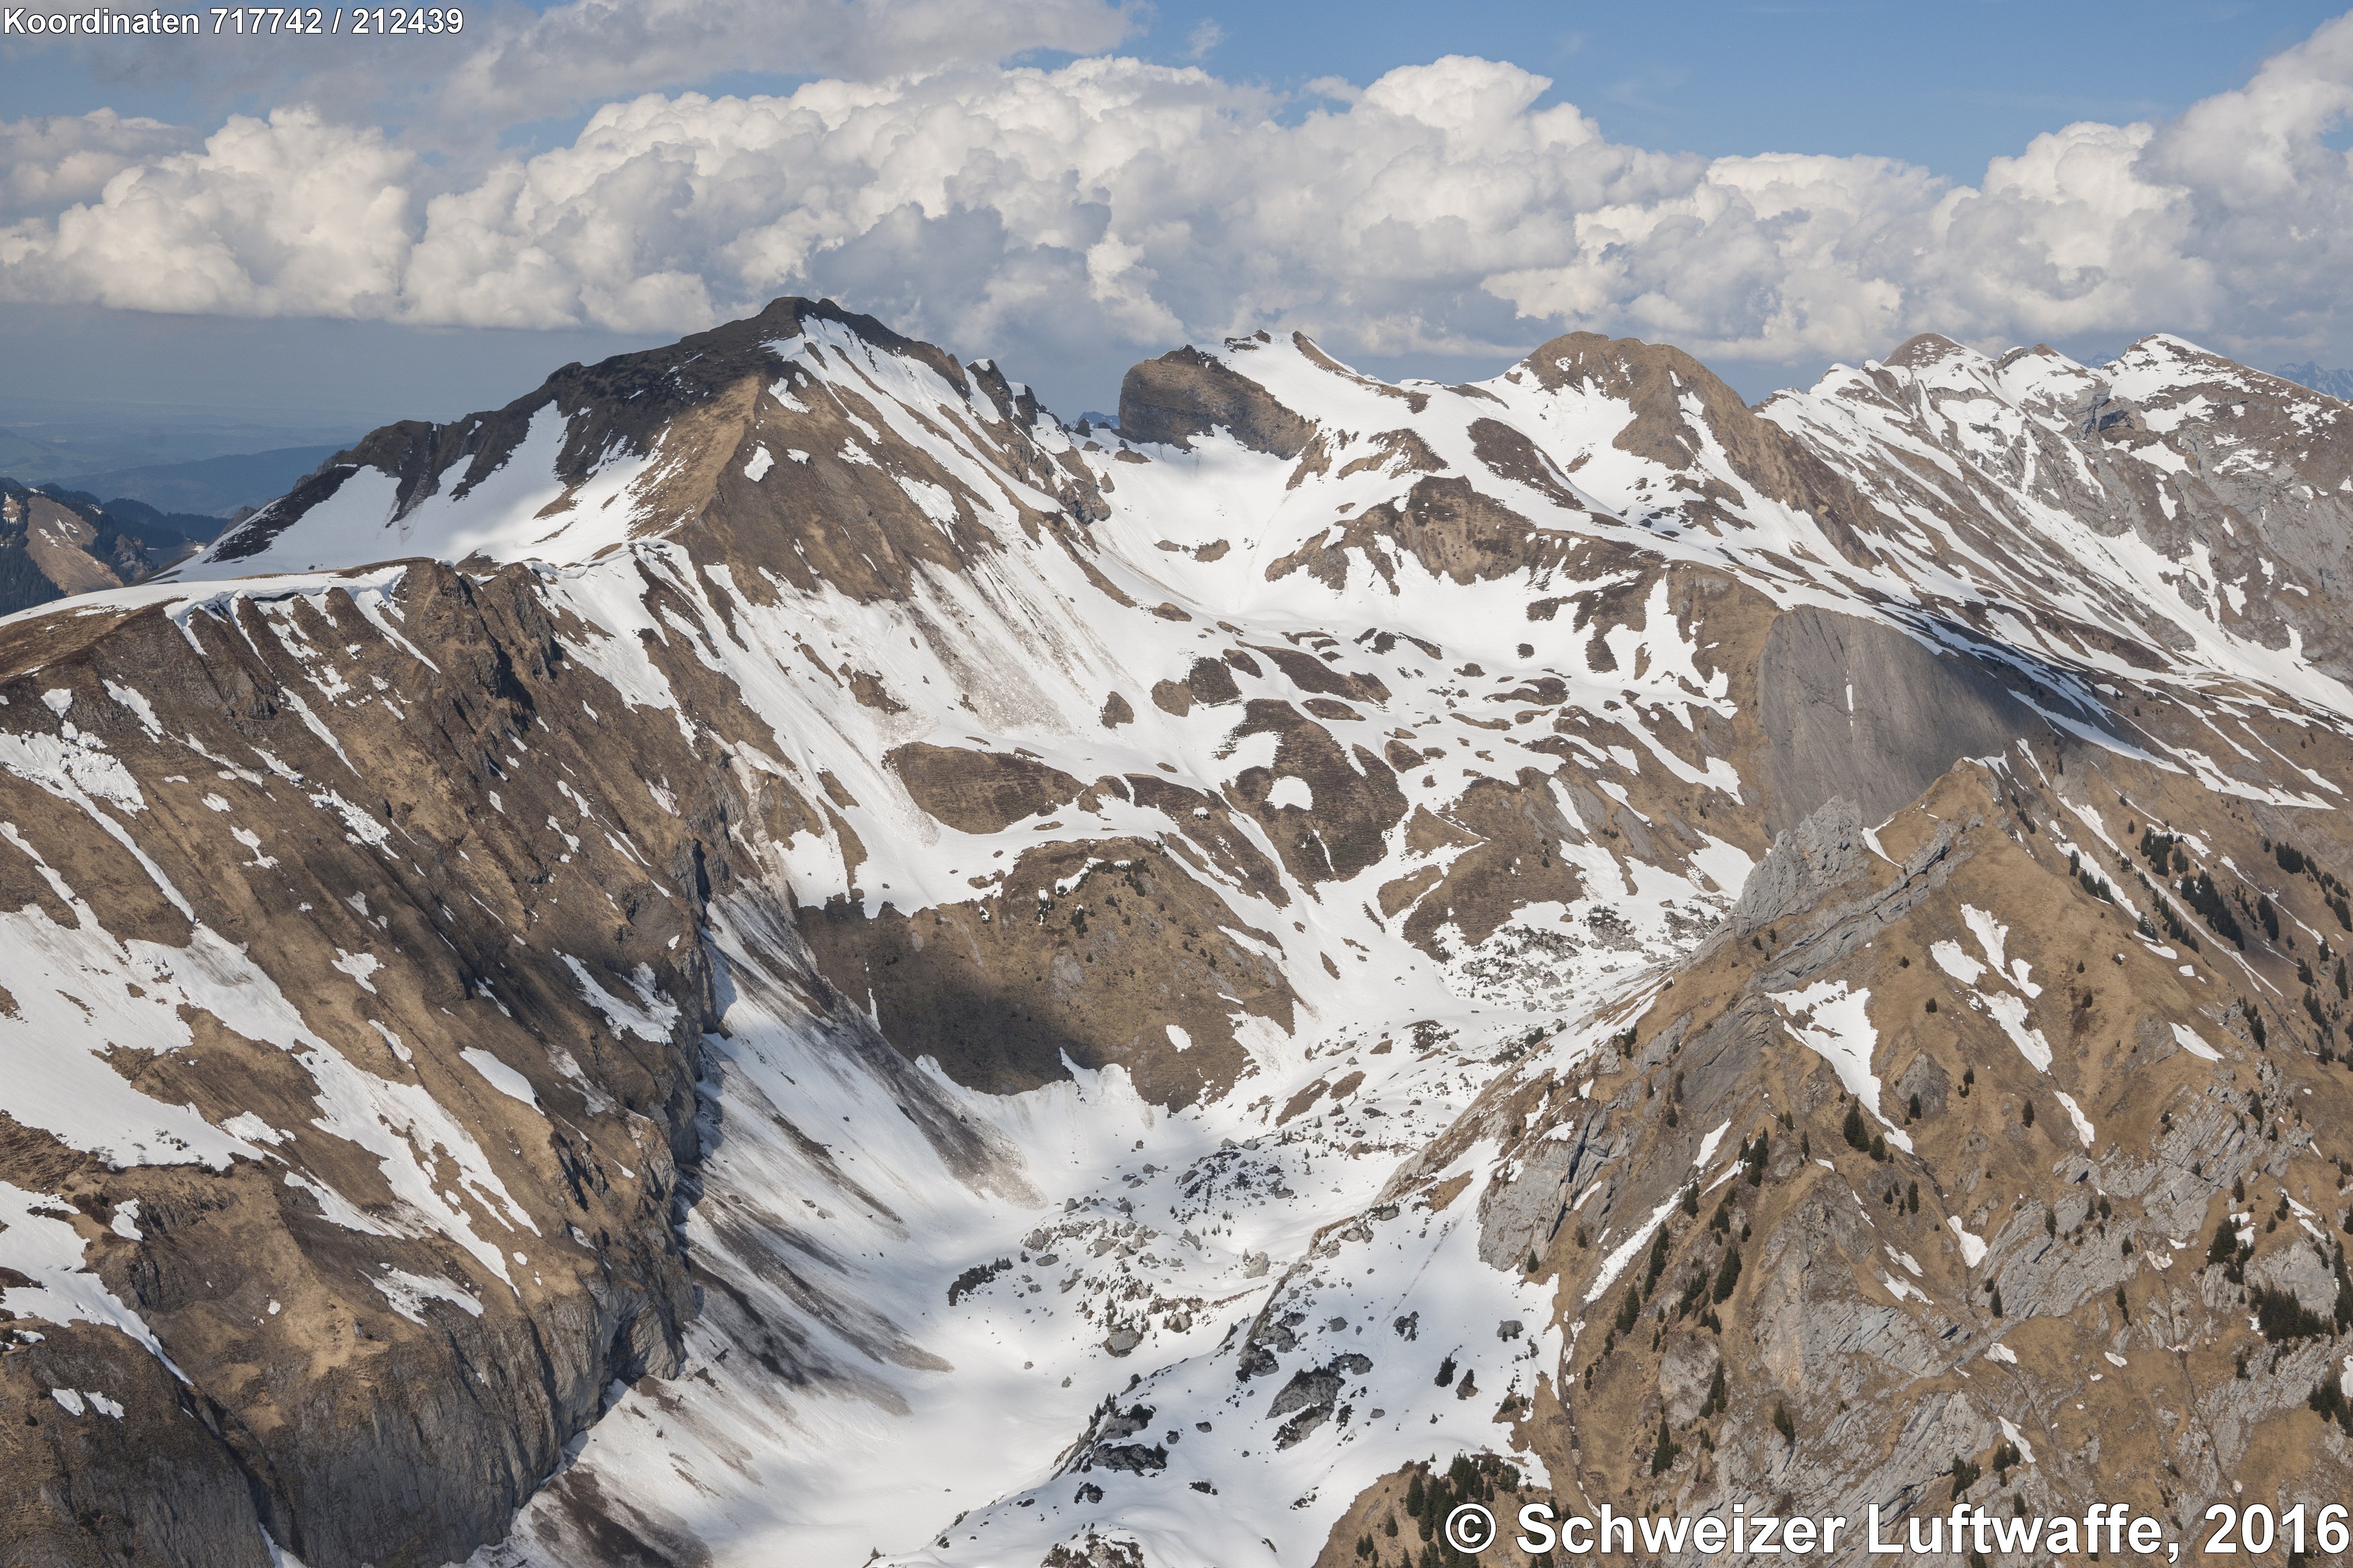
xmin=4 ymin=0 xmax=1135 ymax=145
xmin=432 ymin=0 xmax=1137 ymax=127
xmin=0 ymin=110 xmax=190 ymax=220
xmin=1 ymin=109 xmax=413 ymax=317
xmin=5 ymin=15 xmax=2352 ymax=380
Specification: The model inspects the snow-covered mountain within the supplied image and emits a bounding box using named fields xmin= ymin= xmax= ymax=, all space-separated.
xmin=4 ymin=298 xmax=2352 ymax=1568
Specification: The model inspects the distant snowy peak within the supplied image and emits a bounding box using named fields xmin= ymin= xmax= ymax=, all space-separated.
xmin=2278 ymin=360 xmax=2353 ymax=403
xmin=1107 ymin=323 xmax=1885 ymax=603
xmin=1792 ymin=329 xmax=2346 ymax=454
xmin=1098 ymin=317 xmax=2353 ymax=712
xmin=181 ymin=296 xmax=1094 ymax=585
xmin=1756 ymin=328 xmax=2353 ymax=687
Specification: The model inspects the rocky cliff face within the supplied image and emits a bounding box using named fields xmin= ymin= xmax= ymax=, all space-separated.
xmin=2 ymin=300 xmax=2350 ymax=1568
xmin=0 ymin=483 xmax=165 ymax=616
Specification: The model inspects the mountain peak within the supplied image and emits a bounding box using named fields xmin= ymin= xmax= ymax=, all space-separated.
xmin=1880 ymin=329 xmax=1970 ymax=369
xmin=179 ymin=296 xmax=1096 ymax=595
xmin=1117 ymin=342 xmax=1319 ymax=456
xmin=1517 ymin=329 xmax=1742 ymax=409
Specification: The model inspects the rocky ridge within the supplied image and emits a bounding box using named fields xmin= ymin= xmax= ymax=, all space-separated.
xmin=0 ymin=481 xmax=171 ymax=616
xmin=0 ymin=300 xmax=2348 ymax=1567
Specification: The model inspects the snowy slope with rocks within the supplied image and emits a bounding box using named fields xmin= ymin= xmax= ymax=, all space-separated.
xmin=4 ymin=298 xmax=2353 ymax=1568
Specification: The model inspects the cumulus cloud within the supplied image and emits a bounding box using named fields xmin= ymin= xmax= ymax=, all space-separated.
xmin=0 ymin=110 xmax=190 ymax=220
xmin=0 ymin=110 xmax=413 ymax=317
xmin=22 ymin=0 xmax=1134 ymax=145
xmin=434 ymin=0 xmax=1137 ymax=128
xmin=5 ymin=14 xmax=2352 ymax=384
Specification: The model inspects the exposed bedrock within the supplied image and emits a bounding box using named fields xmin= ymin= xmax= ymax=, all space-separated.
xmin=0 ymin=563 xmax=729 ymax=1567
xmin=1757 ymin=607 xmax=2048 ymax=835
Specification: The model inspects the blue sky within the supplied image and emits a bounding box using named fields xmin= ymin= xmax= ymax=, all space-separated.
xmin=3 ymin=0 xmax=2350 ymax=451
xmin=12 ymin=1 xmax=2340 ymax=177
xmin=1135 ymin=2 xmax=2351 ymax=177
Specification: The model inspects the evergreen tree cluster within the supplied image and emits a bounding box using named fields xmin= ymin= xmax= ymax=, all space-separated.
xmin=1371 ymin=1454 xmax=1524 ymax=1568
xmin=2178 ymin=869 xmax=2246 ymax=948
xmin=2271 ymin=838 xmax=2353 ymax=930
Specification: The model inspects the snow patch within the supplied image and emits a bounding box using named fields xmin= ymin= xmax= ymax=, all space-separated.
xmin=1930 ymin=940 xmax=1983 ymax=984
xmin=2171 ymin=1023 xmax=2223 ymax=1061
xmin=560 ymin=955 xmax=679 ymax=1042
xmin=461 ymin=1048 xmax=543 ymax=1111
xmin=2055 ymin=1090 xmax=2095 ymax=1147
xmin=331 ymin=950 xmax=381 ymax=993
xmin=1979 ymin=989 xmax=2054 ymax=1072
xmin=1769 ymin=981 xmax=1903 ymax=1143
xmin=373 ymin=1269 xmax=485 ymax=1325
xmin=0 ymin=1181 xmax=181 ymax=1374
xmin=1265 ymin=776 xmax=1313 ymax=811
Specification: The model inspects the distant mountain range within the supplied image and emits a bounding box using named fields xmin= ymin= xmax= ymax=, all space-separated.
xmin=0 ymin=425 xmax=63 ymax=475
xmin=2276 ymin=360 xmax=2353 ymax=399
xmin=0 ymin=441 xmax=349 ymax=518
xmin=0 ymin=479 xmax=239 ymax=616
